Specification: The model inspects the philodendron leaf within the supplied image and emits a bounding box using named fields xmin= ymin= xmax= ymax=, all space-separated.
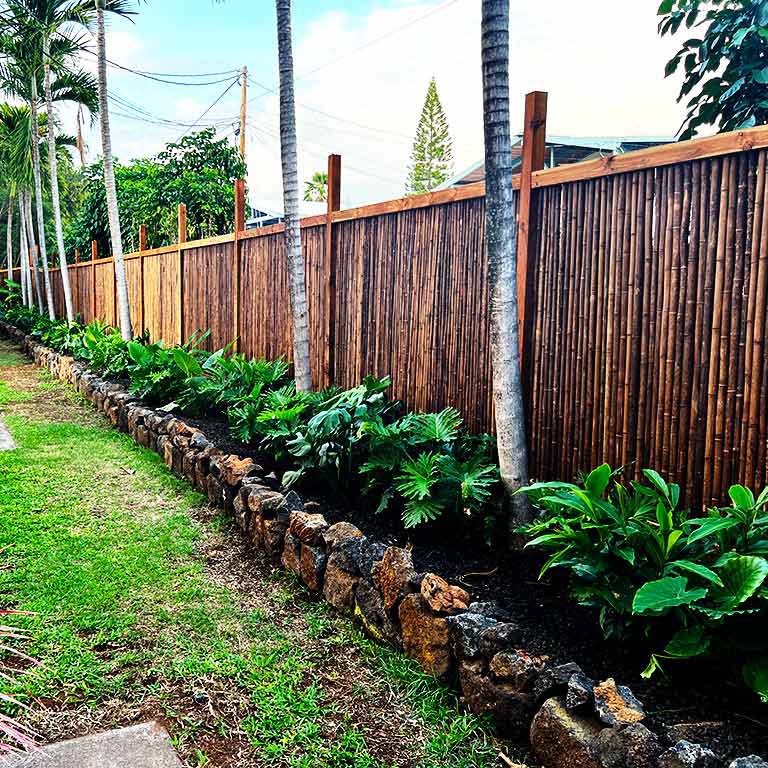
xmin=633 ymin=576 xmax=708 ymax=615
xmin=665 ymin=625 xmax=711 ymax=658
xmin=713 ymin=555 xmax=768 ymax=610
xmin=666 ymin=560 xmax=724 ymax=587
xmin=585 ymin=463 xmax=611 ymax=498
xmin=743 ymin=657 xmax=768 ymax=704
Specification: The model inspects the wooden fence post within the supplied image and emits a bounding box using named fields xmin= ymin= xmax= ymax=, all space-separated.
xmin=75 ymin=249 xmax=80 ymax=264
xmin=517 ymin=91 xmax=548 ymax=367
xmin=177 ymin=206 xmax=186 ymax=344
xmin=325 ymin=154 xmax=341 ymax=387
xmin=139 ymin=224 xmax=147 ymax=335
xmin=91 ymin=240 xmax=97 ymax=322
xmin=233 ymin=179 xmax=246 ymax=352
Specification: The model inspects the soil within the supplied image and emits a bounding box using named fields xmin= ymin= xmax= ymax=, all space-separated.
xmin=175 ymin=406 xmax=768 ymax=762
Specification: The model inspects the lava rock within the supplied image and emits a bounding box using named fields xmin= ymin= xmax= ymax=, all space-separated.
xmin=490 ymin=649 xmax=548 ymax=690
xmin=289 ymin=511 xmax=329 ymax=546
xmin=322 ymin=522 xmax=364 ymax=551
xmin=354 ymin=577 xmax=401 ymax=647
xmin=658 ymin=740 xmax=721 ymax=768
xmin=281 ymin=531 xmax=302 ymax=575
xmin=358 ymin=540 xmax=387 ymax=578
xmin=247 ymin=487 xmax=285 ymax=517
xmin=565 ymin=673 xmax=595 ymax=712
xmin=261 ymin=517 xmax=288 ymax=559
xmin=533 ymin=662 xmax=584 ymax=701
xmin=597 ymin=723 xmax=662 ymax=768
xmin=299 ymin=544 xmax=327 ymax=592
xmin=593 ymin=678 xmax=645 ymax=727
xmin=529 ymin=696 xmax=602 ymax=768
xmin=323 ymin=553 xmax=360 ymax=614
xmin=447 ymin=612 xmax=497 ymax=660
xmin=372 ymin=547 xmax=418 ymax=611
xmin=467 ymin=601 xmax=514 ymax=622
xmin=729 ymin=758 xmax=768 ymax=768
xmin=420 ymin=573 xmax=470 ymax=614
xmin=398 ymin=594 xmax=452 ymax=680
xmin=458 ymin=662 xmax=536 ymax=738
xmin=477 ymin=621 xmax=522 ymax=658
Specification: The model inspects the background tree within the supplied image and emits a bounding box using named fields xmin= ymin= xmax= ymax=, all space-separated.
xmin=276 ymin=0 xmax=312 ymax=392
xmin=480 ymin=0 xmax=531 ymax=539
xmin=660 ymin=0 xmax=768 ymax=139
xmin=405 ymin=77 xmax=453 ymax=195
xmin=303 ymin=170 xmax=327 ymax=202
xmin=65 ymin=128 xmax=245 ymax=255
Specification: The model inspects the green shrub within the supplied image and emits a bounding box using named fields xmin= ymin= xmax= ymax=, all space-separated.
xmin=520 ymin=466 xmax=768 ymax=702
xmin=79 ymin=320 xmax=133 ymax=378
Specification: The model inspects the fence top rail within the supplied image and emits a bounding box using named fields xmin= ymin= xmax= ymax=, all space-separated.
xmin=43 ymin=124 xmax=768 ymax=270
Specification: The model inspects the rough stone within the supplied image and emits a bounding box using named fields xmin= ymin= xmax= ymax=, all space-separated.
xmin=289 ymin=511 xmax=329 ymax=545
xmin=533 ymin=662 xmax=584 ymax=701
xmin=420 ymin=573 xmax=470 ymax=614
xmin=447 ymin=612 xmax=498 ymax=660
xmin=398 ymin=594 xmax=452 ymax=680
xmin=489 ymin=649 xmax=548 ymax=690
xmin=354 ymin=577 xmax=401 ymax=646
xmin=323 ymin=553 xmax=359 ymax=613
xmin=299 ymin=544 xmax=327 ymax=592
xmin=477 ymin=621 xmax=523 ymax=658
xmin=596 ymin=722 xmax=662 ymax=768
xmin=322 ymin=522 xmax=364 ymax=551
xmin=529 ymin=696 xmax=603 ymax=768
xmin=358 ymin=540 xmax=387 ymax=578
xmin=233 ymin=489 xmax=251 ymax=532
xmin=729 ymin=758 xmax=768 ymax=768
xmin=665 ymin=723 xmax=729 ymax=752
xmin=565 ymin=672 xmax=595 ymax=712
xmin=458 ymin=662 xmax=536 ymax=737
xmin=261 ymin=517 xmax=288 ymax=559
xmin=213 ymin=455 xmax=259 ymax=487
xmin=372 ymin=547 xmax=418 ymax=611
xmin=281 ymin=532 xmax=302 ymax=575
xmin=593 ymin=678 xmax=645 ymax=727
xmin=247 ymin=487 xmax=285 ymax=517
xmin=206 ymin=474 xmax=223 ymax=506
xmin=658 ymin=740 xmax=721 ymax=768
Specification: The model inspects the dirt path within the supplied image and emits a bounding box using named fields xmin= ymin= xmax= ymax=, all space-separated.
xmin=0 ymin=340 xmax=510 ymax=768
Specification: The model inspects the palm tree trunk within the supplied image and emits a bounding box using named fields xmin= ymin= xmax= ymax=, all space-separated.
xmin=17 ymin=195 xmax=29 ymax=307
xmin=96 ymin=1 xmax=132 ymax=341
xmin=44 ymin=36 xmax=75 ymax=323
xmin=275 ymin=0 xmax=312 ymax=391
xmin=481 ymin=0 xmax=531 ymax=537
xmin=29 ymin=80 xmax=55 ymax=320
xmin=6 ymin=195 xmax=13 ymax=284
xmin=24 ymin=190 xmax=44 ymax=313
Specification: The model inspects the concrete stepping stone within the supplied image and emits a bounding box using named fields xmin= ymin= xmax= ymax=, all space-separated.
xmin=5 ymin=722 xmax=182 ymax=767
xmin=0 ymin=416 xmax=14 ymax=451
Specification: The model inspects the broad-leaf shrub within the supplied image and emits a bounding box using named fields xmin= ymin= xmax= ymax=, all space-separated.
xmin=520 ymin=466 xmax=768 ymax=702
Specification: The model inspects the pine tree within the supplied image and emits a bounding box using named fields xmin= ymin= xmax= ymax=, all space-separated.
xmin=406 ymin=78 xmax=453 ymax=195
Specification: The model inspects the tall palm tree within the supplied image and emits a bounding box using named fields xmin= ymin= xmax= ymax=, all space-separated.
xmin=275 ymin=0 xmax=312 ymax=391
xmin=481 ymin=0 xmax=530 ymax=536
xmin=94 ymin=0 xmax=133 ymax=339
xmin=18 ymin=194 xmax=31 ymax=306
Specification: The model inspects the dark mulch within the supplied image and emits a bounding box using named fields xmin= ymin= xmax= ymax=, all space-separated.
xmin=154 ymin=405 xmax=768 ymax=761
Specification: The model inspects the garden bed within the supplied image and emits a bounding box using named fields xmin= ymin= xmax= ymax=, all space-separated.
xmin=2 ymin=321 xmax=766 ymax=768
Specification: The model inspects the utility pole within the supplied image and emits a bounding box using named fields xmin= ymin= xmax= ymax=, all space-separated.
xmin=76 ymin=105 xmax=86 ymax=166
xmin=239 ymin=65 xmax=248 ymax=161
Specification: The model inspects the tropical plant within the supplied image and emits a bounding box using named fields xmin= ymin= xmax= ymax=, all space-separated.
xmin=79 ymin=319 xmax=132 ymax=376
xmin=660 ymin=0 xmax=768 ymax=140
xmin=275 ymin=0 xmax=312 ymax=392
xmin=405 ymin=77 xmax=453 ymax=195
xmin=520 ymin=466 xmax=768 ymax=702
xmin=480 ymin=0 xmax=531 ymax=539
xmin=303 ymin=170 xmax=327 ymax=202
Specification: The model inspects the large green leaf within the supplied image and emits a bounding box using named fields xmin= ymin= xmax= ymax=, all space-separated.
xmin=633 ymin=576 xmax=708 ymax=615
xmin=686 ymin=516 xmax=740 ymax=544
xmin=666 ymin=560 xmax=724 ymax=587
xmin=743 ymin=657 xmax=768 ymax=704
xmin=665 ymin=625 xmax=710 ymax=658
xmin=585 ymin=464 xmax=611 ymax=497
xmin=729 ymin=484 xmax=755 ymax=510
xmin=713 ymin=555 xmax=768 ymax=610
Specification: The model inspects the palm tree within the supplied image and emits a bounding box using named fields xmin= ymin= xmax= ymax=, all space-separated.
xmin=480 ymin=0 xmax=530 ymax=536
xmin=275 ymin=0 xmax=312 ymax=391
xmin=93 ymin=0 xmax=134 ymax=339
xmin=303 ymin=170 xmax=327 ymax=202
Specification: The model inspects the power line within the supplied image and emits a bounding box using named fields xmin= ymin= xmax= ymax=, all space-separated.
xmin=177 ymin=77 xmax=240 ymax=142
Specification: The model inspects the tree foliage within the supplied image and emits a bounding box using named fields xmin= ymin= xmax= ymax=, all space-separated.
xmin=303 ymin=170 xmax=327 ymax=202
xmin=405 ymin=77 xmax=453 ymax=195
xmin=660 ymin=0 xmax=768 ymax=140
xmin=65 ymin=128 xmax=247 ymax=256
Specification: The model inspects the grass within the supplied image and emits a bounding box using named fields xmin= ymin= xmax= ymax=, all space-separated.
xmin=0 ymin=361 xmax=500 ymax=767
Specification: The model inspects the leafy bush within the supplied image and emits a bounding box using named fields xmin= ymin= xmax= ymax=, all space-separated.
xmin=31 ymin=316 xmax=86 ymax=357
xmin=79 ymin=320 xmax=133 ymax=378
xmin=125 ymin=331 xmax=210 ymax=404
xmin=520 ymin=466 xmax=768 ymax=702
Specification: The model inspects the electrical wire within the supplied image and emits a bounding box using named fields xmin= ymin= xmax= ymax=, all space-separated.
xmin=176 ymin=77 xmax=240 ymax=142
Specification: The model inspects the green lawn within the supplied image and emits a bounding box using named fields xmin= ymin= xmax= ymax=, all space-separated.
xmin=0 ymin=354 xmax=501 ymax=768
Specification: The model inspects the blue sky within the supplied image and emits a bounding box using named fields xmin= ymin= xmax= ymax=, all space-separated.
xmin=75 ymin=0 xmax=687 ymax=210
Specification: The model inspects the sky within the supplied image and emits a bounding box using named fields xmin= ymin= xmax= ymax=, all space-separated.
xmin=73 ymin=0 xmax=689 ymax=211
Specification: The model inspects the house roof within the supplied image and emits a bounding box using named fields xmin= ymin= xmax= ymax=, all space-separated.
xmin=438 ymin=135 xmax=675 ymax=189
